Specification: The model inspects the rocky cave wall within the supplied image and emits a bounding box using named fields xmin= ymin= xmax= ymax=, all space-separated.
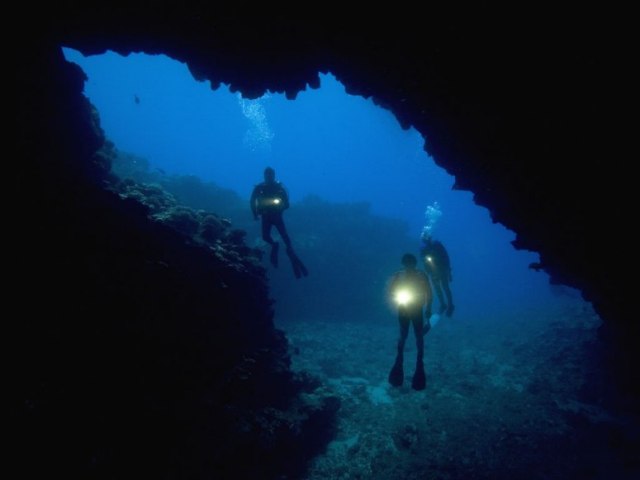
xmin=15 ymin=2 xmax=635 ymax=462
xmin=15 ymin=34 xmax=338 ymax=480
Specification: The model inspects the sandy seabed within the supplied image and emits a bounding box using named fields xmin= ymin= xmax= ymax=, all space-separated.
xmin=276 ymin=302 xmax=639 ymax=480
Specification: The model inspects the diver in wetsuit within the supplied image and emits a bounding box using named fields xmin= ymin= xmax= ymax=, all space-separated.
xmin=250 ymin=167 xmax=308 ymax=279
xmin=420 ymin=233 xmax=454 ymax=317
xmin=388 ymin=253 xmax=433 ymax=390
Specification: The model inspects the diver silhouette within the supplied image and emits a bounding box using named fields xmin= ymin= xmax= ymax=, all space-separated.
xmin=388 ymin=253 xmax=433 ymax=390
xmin=250 ymin=167 xmax=308 ymax=279
xmin=420 ymin=233 xmax=454 ymax=317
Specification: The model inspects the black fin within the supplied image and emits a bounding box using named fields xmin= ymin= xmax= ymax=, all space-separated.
xmin=411 ymin=363 xmax=426 ymax=391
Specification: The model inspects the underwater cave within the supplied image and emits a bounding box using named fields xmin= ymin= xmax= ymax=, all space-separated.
xmin=16 ymin=6 xmax=638 ymax=480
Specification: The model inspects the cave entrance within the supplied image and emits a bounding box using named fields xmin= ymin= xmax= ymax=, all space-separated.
xmin=62 ymin=48 xmax=576 ymax=320
xmin=58 ymin=48 xmax=614 ymax=480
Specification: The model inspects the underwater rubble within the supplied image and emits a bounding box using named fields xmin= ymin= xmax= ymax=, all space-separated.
xmin=278 ymin=304 xmax=639 ymax=479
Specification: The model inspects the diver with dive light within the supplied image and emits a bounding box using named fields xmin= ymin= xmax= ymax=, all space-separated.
xmin=387 ymin=253 xmax=433 ymax=390
xmin=250 ymin=167 xmax=308 ymax=279
xmin=420 ymin=232 xmax=454 ymax=317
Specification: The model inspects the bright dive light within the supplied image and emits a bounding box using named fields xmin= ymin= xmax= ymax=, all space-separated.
xmin=394 ymin=289 xmax=414 ymax=306
xmin=261 ymin=197 xmax=281 ymax=207
xmin=425 ymin=256 xmax=433 ymax=264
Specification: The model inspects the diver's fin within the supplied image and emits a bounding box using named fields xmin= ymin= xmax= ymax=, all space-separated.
xmin=292 ymin=259 xmax=302 ymax=279
xmin=286 ymin=247 xmax=308 ymax=279
xmin=411 ymin=363 xmax=426 ymax=391
xmin=296 ymin=258 xmax=309 ymax=277
xmin=388 ymin=356 xmax=404 ymax=387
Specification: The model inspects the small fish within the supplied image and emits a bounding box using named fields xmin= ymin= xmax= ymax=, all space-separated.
xmin=134 ymin=94 xmax=140 ymax=105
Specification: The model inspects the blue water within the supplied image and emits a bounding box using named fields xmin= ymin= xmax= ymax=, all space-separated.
xmin=62 ymin=48 xmax=581 ymax=317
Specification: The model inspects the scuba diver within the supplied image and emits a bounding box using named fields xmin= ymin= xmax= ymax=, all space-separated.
xmin=420 ymin=233 xmax=454 ymax=317
xmin=388 ymin=253 xmax=433 ymax=390
xmin=250 ymin=167 xmax=308 ymax=279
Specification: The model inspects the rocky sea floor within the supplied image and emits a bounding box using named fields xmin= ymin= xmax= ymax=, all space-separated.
xmin=276 ymin=302 xmax=639 ymax=480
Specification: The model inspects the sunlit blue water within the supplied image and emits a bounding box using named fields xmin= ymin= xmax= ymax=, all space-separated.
xmin=62 ymin=48 xmax=581 ymax=316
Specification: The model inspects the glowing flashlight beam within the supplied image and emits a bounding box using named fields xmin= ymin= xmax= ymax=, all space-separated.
xmin=394 ymin=289 xmax=413 ymax=306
